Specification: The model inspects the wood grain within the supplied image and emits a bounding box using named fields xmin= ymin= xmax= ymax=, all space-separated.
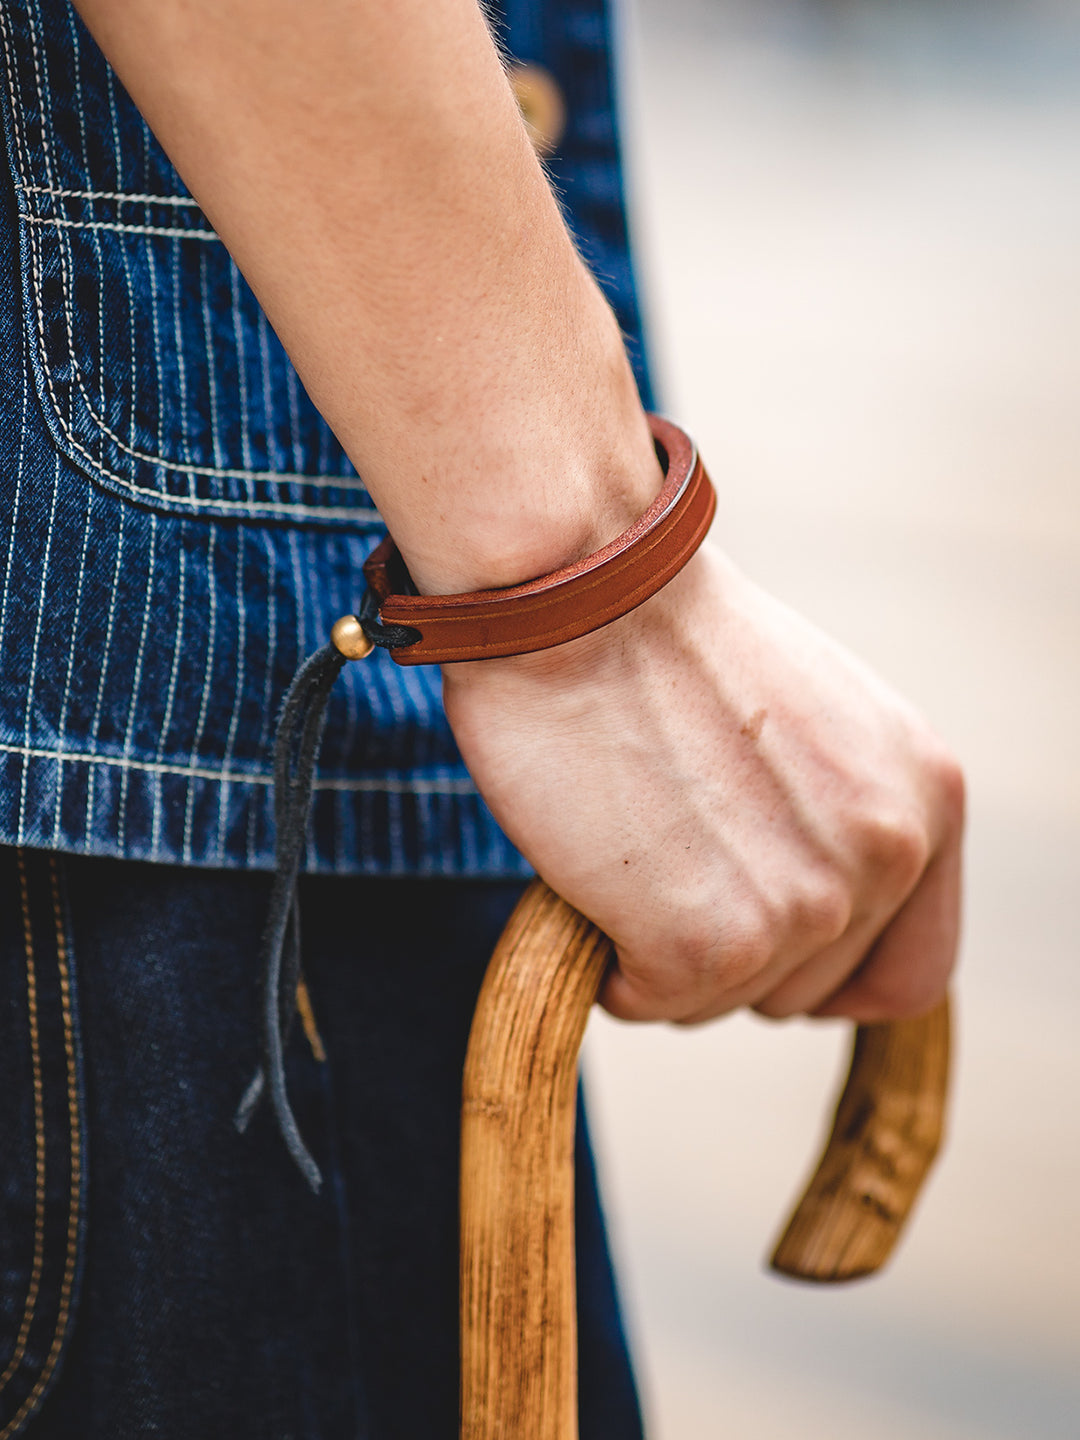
xmin=460 ymin=879 xmax=952 ymax=1438
xmin=460 ymin=880 xmax=612 ymax=1440
xmin=770 ymin=997 xmax=951 ymax=1282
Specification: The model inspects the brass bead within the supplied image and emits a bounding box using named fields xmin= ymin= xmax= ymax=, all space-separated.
xmin=330 ymin=614 xmax=374 ymax=661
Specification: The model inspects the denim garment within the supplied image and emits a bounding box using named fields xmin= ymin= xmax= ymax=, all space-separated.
xmin=0 ymin=849 xmax=644 ymax=1438
xmin=0 ymin=0 xmax=653 ymax=876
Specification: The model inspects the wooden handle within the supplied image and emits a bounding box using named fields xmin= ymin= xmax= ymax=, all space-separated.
xmin=460 ymin=879 xmax=951 ymax=1440
xmin=769 ymin=994 xmax=950 ymax=1281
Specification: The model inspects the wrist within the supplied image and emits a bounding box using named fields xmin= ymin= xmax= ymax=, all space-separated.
xmin=358 ymin=413 xmax=714 ymax=667
xmin=376 ymin=304 xmax=664 ymax=596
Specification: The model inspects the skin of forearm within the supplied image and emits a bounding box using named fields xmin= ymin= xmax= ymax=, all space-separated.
xmin=71 ymin=0 xmax=662 ymax=593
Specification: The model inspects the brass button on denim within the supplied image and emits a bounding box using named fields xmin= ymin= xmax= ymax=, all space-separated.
xmin=510 ymin=63 xmax=567 ymax=154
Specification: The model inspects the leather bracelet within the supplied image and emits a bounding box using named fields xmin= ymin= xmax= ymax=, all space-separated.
xmin=336 ymin=413 xmax=715 ymax=666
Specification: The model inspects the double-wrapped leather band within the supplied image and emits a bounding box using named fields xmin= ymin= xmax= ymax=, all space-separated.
xmin=361 ymin=413 xmax=715 ymax=666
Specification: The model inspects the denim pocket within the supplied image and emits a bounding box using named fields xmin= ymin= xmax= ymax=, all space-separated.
xmin=0 ymin=850 xmax=85 ymax=1439
xmin=0 ymin=0 xmax=380 ymax=527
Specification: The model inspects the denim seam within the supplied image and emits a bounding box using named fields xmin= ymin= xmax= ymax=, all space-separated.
xmin=19 ymin=183 xmax=201 ymax=206
xmin=182 ymin=528 xmax=217 ymax=864
xmin=29 ymin=209 xmax=374 ymax=495
xmin=0 ymin=857 xmax=84 ymax=1440
xmin=215 ymin=527 xmax=247 ymax=863
xmin=117 ymin=511 xmax=157 ymax=854
xmin=0 ymin=8 xmax=381 ymax=517
xmin=22 ymin=215 xmax=216 ymax=240
xmin=0 ymin=852 xmax=47 ymax=1405
xmin=14 ymin=857 xmax=83 ymax=1437
xmin=0 ymin=741 xmax=482 ymax=794
xmin=16 ymin=448 xmax=61 ymax=847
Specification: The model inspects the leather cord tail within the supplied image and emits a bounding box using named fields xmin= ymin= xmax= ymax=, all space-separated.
xmin=235 ymin=642 xmax=347 ymax=1193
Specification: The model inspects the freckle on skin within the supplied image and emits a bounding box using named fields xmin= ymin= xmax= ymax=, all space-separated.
xmin=740 ymin=706 xmax=767 ymax=741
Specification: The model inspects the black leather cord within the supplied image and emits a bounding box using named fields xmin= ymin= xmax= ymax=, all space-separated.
xmin=236 ymin=584 xmax=422 ymax=1190
xmin=359 ymin=583 xmax=421 ymax=653
xmin=235 ymin=641 xmax=346 ymax=1192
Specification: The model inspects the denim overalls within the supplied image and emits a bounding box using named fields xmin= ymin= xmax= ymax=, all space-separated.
xmin=0 ymin=0 xmax=651 ymax=1433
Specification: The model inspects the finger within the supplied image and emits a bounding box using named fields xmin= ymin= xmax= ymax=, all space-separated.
xmin=602 ymin=895 xmax=853 ymax=1026
xmin=750 ymin=908 xmax=893 ymax=1020
xmin=599 ymin=951 xmax=727 ymax=1023
xmin=602 ymin=877 xmax=875 ymax=1025
xmin=813 ymin=836 xmax=962 ymax=1022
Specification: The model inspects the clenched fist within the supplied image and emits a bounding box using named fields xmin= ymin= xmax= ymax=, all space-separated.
xmin=443 ymin=542 xmax=963 ymax=1025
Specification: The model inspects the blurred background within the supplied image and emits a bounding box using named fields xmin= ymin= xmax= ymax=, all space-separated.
xmin=582 ymin=1 xmax=1080 ymax=1435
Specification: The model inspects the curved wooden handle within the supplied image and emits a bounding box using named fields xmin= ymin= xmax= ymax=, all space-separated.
xmin=460 ymin=880 xmax=951 ymax=1440
xmin=769 ymin=995 xmax=950 ymax=1281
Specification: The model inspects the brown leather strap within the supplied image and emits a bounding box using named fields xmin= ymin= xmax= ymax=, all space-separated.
xmin=361 ymin=413 xmax=715 ymax=666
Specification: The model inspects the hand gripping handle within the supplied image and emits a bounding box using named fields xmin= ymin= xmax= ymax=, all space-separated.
xmin=460 ymin=879 xmax=951 ymax=1440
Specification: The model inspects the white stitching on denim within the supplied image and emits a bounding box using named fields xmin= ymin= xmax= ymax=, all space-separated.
xmin=117 ymin=512 xmax=157 ymax=852
xmin=169 ymin=240 xmax=196 ymax=498
xmin=23 ymin=213 xmax=376 ymax=509
xmin=40 ymin=157 xmax=362 ymax=491
xmin=30 ymin=226 xmax=375 ymax=498
xmin=0 ymin=742 xmax=481 ymax=794
xmin=51 ymin=472 xmax=95 ymax=849
xmin=0 ymin=355 xmax=29 ymax=679
xmin=82 ymin=501 xmax=126 ymax=840
xmin=50 ymin=10 xmax=95 ymax=849
xmin=151 ymin=542 xmax=186 ymax=860
xmin=216 ymin=527 xmax=246 ymax=862
xmin=285 ymin=353 xmax=304 ymax=475
xmin=22 ymin=214 xmax=217 ymax=240
xmin=286 ymin=530 xmax=308 ymax=661
xmin=246 ymin=531 xmax=278 ymax=864
xmin=230 ymin=259 xmax=254 ymax=481
xmin=145 ymin=236 xmax=167 ymax=468
xmin=17 ymin=449 xmax=62 ymax=846
xmin=199 ymin=246 xmax=226 ymax=471
xmin=0 ymin=11 xmax=378 ymax=516
xmin=183 ymin=528 xmax=218 ymax=863
xmin=0 ymin=12 xmax=489 ymax=836
xmin=19 ymin=183 xmax=201 ymax=206
xmin=106 ymin=68 xmax=142 ymax=473
xmin=65 ymin=11 xmax=109 ymax=467
xmin=24 ymin=1 xmax=53 ymax=187
xmin=257 ymin=310 xmax=277 ymax=470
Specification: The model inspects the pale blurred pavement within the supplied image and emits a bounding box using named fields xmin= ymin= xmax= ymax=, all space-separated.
xmin=581 ymin=3 xmax=1080 ymax=1436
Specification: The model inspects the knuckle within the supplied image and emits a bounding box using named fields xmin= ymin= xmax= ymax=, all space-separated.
xmin=710 ymin=906 xmax=774 ymax=991
xmin=667 ymin=917 xmax=726 ymax=988
xmin=789 ymin=875 xmax=851 ymax=947
xmin=619 ymin=895 xmax=779 ymax=1016
xmin=857 ymin=804 xmax=929 ymax=892
xmin=611 ymin=948 xmax=691 ymax=1015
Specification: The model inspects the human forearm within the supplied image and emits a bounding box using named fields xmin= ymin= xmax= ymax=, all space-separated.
xmin=71 ymin=0 xmax=661 ymax=592
xmin=72 ymin=0 xmax=963 ymax=1027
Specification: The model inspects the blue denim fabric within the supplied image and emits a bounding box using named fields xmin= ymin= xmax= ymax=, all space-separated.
xmin=0 ymin=849 xmax=644 ymax=1439
xmin=0 ymin=0 xmax=653 ymax=876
